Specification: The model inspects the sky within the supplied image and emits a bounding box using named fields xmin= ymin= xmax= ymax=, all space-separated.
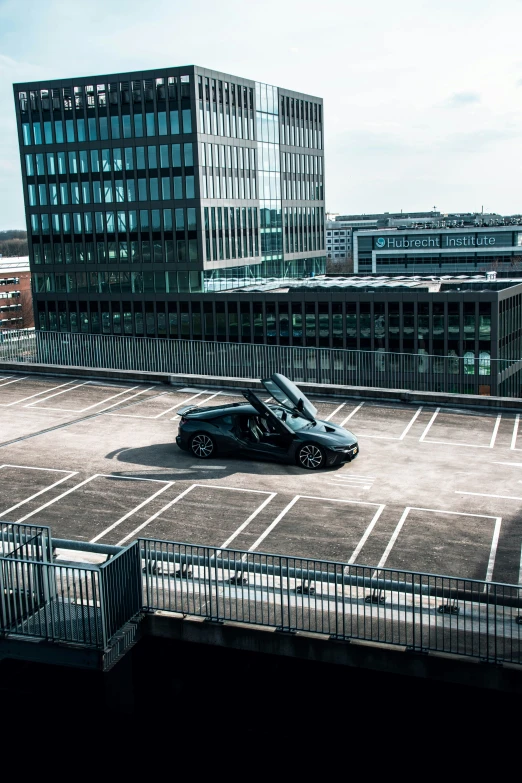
xmin=0 ymin=0 xmax=521 ymax=229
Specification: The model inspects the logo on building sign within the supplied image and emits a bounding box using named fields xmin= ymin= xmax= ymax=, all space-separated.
xmin=376 ymin=237 xmax=386 ymax=248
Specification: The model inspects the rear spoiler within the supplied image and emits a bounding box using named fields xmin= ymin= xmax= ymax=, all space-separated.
xmin=176 ymin=405 xmax=199 ymax=417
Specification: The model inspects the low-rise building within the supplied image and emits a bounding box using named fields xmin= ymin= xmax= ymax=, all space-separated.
xmin=0 ymin=256 xmax=33 ymax=329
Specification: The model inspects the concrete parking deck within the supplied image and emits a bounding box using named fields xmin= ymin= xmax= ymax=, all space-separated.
xmin=0 ymin=371 xmax=521 ymax=585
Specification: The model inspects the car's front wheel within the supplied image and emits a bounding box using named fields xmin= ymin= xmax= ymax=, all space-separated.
xmin=297 ymin=442 xmax=325 ymax=470
xmin=190 ymin=433 xmax=216 ymax=459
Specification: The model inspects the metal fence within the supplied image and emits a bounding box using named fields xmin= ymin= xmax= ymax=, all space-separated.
xmin=1 ymin=328 xmax=521 ymax=397
xmin=140 ymin=539 xmax=522 ymax=664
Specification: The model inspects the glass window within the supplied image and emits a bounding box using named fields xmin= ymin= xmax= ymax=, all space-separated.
xmin=68 ymin=151 xmax=78 ymax=174
xmin=81 ymin=182 xmax=90 ymax=203
xmin=160 ymin=145 xmax=169 ymax=167
xmin=170 ymin=110 xmax=180 ymax=134
xmin=28 ymin=184 xmax=36 ymax=206
xmin=149 ymin=177 xmax=159 ymax=200
xmin=188 ymin=239 xmax=198 ymax=262
xmin=147 ymin=146 xmax=157 ymax=168
xmin=66 ymin=119 xmax=75 ymax=142
xmin=175 ymin=208 xmax=185 ymax=230
xmin=151 ymin=209 xmax=161 ymax=230
xmin=99 ymin=116 xmax=109 ymax=140
xmin=92 ymin=181 xmax=102 ymax=203
xmin=133 ymin=113 xmax=143 ymax=137
xmin=106 ymin=212 xmax=115 ymax=232
xmin=54 ymin=121 xmax=64 ymax=143
xmin=129 ymin=211 xmax=138 ymax=231
xmin=36 ymin=153 xmax=45 ymax=175
xmin=146 ymin=112 xmax=156 ymax=136
xmin=122 ymin=114 xmax=132 ymax=138
xmin=124 ymin=147 xmax=134 ymax=170
xmin=184 ymin=143 xmax=193 ymax=166
xmin=127 ymin=179 xmax=136 ymax=201
xmin=33 ymin=122 xmax=42 ymax=144
xmin=76 ymin=119 xmax=86 ymax=142
xmin=182 ymin=109 xmax=192 ymax=134
xmin=111 ymin=115 xmax=120 ymax=139
xmin=79 ymin=150 xmax=89 ymax=173
xmin=136 ymin=147 xmax=146 ymax=169
xmin=104 ymin=181 xmax=113 ymax=202
xmin=25 ymin=154 xmax=34 ymax=176
xmin=113 ymin=148 xmax=123 ymax=171
xmin=161 ymin=177 xmax=171 ymax=200
xmin=138 ymin=179 xmax=147 ymax=200
xmin=115 ymin=180 xmax=124 ymax=202
xmin=60 ymin=182 xmax=69 ymax=204
xmin=38 ymin=184 xmax=47 ymax=205
xmin=44 ymin=121 xmax=53 ymax=143
xmin=187 ymin=208 xmax=197 ymax=230
xmin=173 ymin=176 xmax=182 ymax=199
xmin=158 ymin=111 xmax=167 ymax=135
xmin=88 ymin=117 xmax=97 ymax=140
xmin=140 ymin=210 xmax=149 ymax=230
xmin=22 ymin=123 xmax=31 ymax=145
xmin=90 ymin=149 xmax=100 ymax=173
xmin=172 ymin=144 xmax=181 ymax=167
xmin=186 ymin=175 xmax=195 ymax=198
xmin=163 ymin=209 xmax=173 ymax=231
xmin=102 ymin=149 xmax=111 ymax=172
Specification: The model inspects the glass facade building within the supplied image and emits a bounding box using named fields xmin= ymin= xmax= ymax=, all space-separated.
xmin=14 ymin=66 xmax=325 ymax=336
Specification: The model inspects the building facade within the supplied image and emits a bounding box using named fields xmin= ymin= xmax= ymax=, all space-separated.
xmin=354 ymin=225 xmax=522 ymax=275
xmin=14 ymin=66 xmax=325 ymax=335
xmin=0 ymin=257 xmax=33 ymax=329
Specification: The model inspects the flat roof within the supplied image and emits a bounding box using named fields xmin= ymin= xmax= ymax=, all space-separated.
xmin=0 ymin=257 xmax=30 ymax=273
xmin=239 ymin=274 xmax=522 ymax=293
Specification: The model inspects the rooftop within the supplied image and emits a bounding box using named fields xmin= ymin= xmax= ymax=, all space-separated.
xmin=239 ymin=274 xmax=522 ymax=293
xmin=0 ymin=257 xmax=30 ymax=273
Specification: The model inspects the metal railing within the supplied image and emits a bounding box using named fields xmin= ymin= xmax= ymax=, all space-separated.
xmin=1 ymin=329 xmax=521 ymax=397
xmin=140 ymin=539 xmax=522 ymax=664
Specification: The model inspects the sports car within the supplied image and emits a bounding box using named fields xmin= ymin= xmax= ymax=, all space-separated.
xmin=175 ymin=373 xmax=359 ymax=470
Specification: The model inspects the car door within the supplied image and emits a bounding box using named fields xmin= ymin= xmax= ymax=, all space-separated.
xmin=242 ymin=390 xmax=295 ymax=458
xmin=261 ymin=373 xmax=317 ymax=423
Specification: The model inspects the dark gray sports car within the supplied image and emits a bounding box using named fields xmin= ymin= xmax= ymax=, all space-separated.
xmin=175 ymin=373 xmax=359 ymax=470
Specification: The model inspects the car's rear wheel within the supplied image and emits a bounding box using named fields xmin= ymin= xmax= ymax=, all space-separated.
xmin=297 ymin=442 xmax=325 ymax=470
xmin=190 ymin=433 xmax=216 ymax=459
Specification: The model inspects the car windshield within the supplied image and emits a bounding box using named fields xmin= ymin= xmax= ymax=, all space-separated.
xmin=272 ymin=407 xmax=312 ymax=431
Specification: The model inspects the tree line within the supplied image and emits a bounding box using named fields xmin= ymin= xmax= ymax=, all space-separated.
xmin=0 ymin=230 xmax=28 ymax=258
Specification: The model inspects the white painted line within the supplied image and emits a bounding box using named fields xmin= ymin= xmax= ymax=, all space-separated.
xmin=0 ymin=463 xmax=73 ymax=473
xmin=248 ymin=495 xmax=300 ymax=552
xmin=0 ymin=376 xmax=28 ymax=389
xmin=376 ymin=507 xmax=410 ymax=569
xmin=348 ymin=505 xmax=386 ymax=564
xmin=115 ymin=484 xmax=195 ymax=545
xmin=0 ymin=469 xmax=78 ymax=517
xmin=419 ymin=408 xmax=440 ymax=442
xmin=324 ymin=402 xmax=346 ymax=422
xmin=189 ymin=465 xmax=227 ymax=470
xmin=15 ymin=474 xmax=101 ymax=522
xmin=100 ymin=474 xmax=170 ymax=483
xmin=489 ymin=414 xmax=502 ymax=449
xmin=339 ymin=403 xmax=364 ymax=428
xmin=90 ymin=481 xmax=175 ymax=543
xmin=485 ymin=517 xmax=502 ymax=583
xmin=327 ymin=482 xmax=371 ymax=490
xmin=398 ymin=406 xmax=423 ymax=440
xmin=519 ymin=544 xmax=522 ymax=586
xmin=220 ymin=493 xmax=277 ymax=550
xmin=336 ymin=474 xmax=376 ymax=479
xmin=330 ymin=476 xmax=373 ymax=483
xmin=170 ymin=391 xmax=222 ymax=420
xmin=298 ymin=494 xmax=381 ymax=506
xmin=457 ymin=491 xmax=522 ymax=501
xmin=511 ymin=415 xmax=520 ymax=450
xmin=418 ymin=440 xmax=492 ymax=449
xmin=31 ymin=384 xmax=140 ymax=412
xmin=106 ymin=389 xmax=210 ymax=420
xmin=492 ymin=462 xmax=522 ymax=467
xmin=0 ymin=380 xmax=75 ymax=407
xmin=24 ymin=381 xmax=90 ymax=407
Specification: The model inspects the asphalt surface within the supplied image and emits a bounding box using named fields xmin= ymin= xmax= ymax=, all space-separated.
xmin=1 ymin=372 xmax=521 ymax=584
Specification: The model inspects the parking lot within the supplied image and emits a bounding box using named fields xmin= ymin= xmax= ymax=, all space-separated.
xmin=1 ymin=371 xmax=521 ymax=585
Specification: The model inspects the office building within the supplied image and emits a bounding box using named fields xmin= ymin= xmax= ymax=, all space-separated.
xmin=14 ymin=66 xmax=325 ymax=335
xmin=0 ymin=256 xmax=33 ymax=329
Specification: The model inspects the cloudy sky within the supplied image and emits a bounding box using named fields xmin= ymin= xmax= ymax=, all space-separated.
xmin=0 ymin=0 xmax=521 ymax=229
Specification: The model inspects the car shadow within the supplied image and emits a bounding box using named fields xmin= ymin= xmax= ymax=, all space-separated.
xmin=103 ymin=442 xmax=312 ymax=482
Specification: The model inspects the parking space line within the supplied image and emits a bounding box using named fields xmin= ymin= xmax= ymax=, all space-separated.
xmin=419 ymin=408 xmax=440 ymax=442
xmin=0 ymin=467 xmax=78 ymax=517
xmin=458 ymin=491 xmax=522 ymax=501
xmin=115 ymin=484 xmax=195 ymax=545
xmin=493 ymin=461 xmax=522 ymax=467
xmin=0 ymin=380 xmax=75 ymax=407
xmin=248 ymin=496 xmax=300 ymax=552
xmin=107 ymin=389 xmax=214 ymax=420
xmin=489 ymin=415 xmax=502 ymax=449
xmin=398 ymin=407 xmax=423 ymax=440
xmin=170 ymin=391 xmax=222 ymax=420
xmin=0 ymin=376 xmax=28 ymax=389
xmin=15 ymin=474 xmax=101 ymax=522
xmin=220 ymin=493 xmax=277 ymax=549
xmin=339 ymin=403 xmax=364 ymax=428
xmin=31 ymin=384 xmax=140 ymax=412
xmin=347 ymin=504 xmax=386 ymax=564
xmin=511 ymin=415 xmax=520 ymax=450
xmin=324 ymin=403 xmax=346 ymax=421
xmin=485 ymin=517 xmax=502 ymax=582
xmin=24 ymin=382 xmax=90 ymax=408
xmin=377 ymin=507 xmax=410 ymax=569
xmin=91 ymin=481 xmax=176 ymax=543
